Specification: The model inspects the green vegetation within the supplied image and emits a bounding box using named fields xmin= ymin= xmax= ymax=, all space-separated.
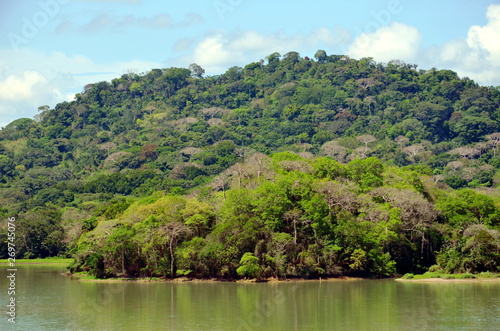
xmin=400 ymin=271 xmax=500 ymax=280
xmin=1 ymin=51 xmax=500 ymax=279
xmin=0 ymin=258 xmax=73 ymax=265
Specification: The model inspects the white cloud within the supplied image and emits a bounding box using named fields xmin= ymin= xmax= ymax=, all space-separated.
xmin=0 ymin=71 xmax=48 ymax=101
xmin=466 ymin=4 xmax=500 ymax=66
xmin=181 ymin=28 xmax=350 ymax=73
xmin=347 ymin=22 xmax=421 ymax=63
xmin=0 ymin=48 xmax=162 ymax=126
xmin=0 ymin=70 xmax=63 ymax=125
xmin=343 ymin=4 xmax=500 ymax=86
xmin=428 ymin=4 xmax=500 ymax=85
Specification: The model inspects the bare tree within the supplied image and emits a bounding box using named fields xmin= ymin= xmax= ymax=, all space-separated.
xmin=356 ymin=134 xmax=377 ymax=150
xmin=315 ymin=181 xmax=359 ymax=214
xmin=245 ymin=153 xmax=271 ymax=180
xmin=159 ymin=222 xmax=190 ymax=278
xmin=226 ymin=163 xmax=248 ymax=188
xmin=433 ymin=174 xmax=445 ymax=184
xmin=475 ymin=142 xmax=490 ymax=155
xmin=179 ymin=147 xmax=202 ymax=161
xmin=446 ymin=161 xmax=464 ymax=172
xmin=403 ymin=144 xmax=425 ymax=162
xmin=104 ymin=151 xmax=132 ymax=166
xmin=486 ymin=132 xmax=500 ymax=155
xmin=210 ymin=173 xmax=230 ymax=200
xmin=200 ymin=107 xmax=230 ymax=119
xmin=395 ymin=135 xmax=410 ymax=148
xmin=321 ymin=141 xmax=347 ymax=162
xmin=284 ymin=208 xmax=303 ymax=244
xmin=170 ymin=117 xmax=198 ymax=130
xmin=350 ymin=146 xmax=372 ymax=160
xmin=371 ymin=187 xmax=439 ymax=254
xmin=97 ymin=142 xmax=117 ymax=156
xmin=297 ymin=152 xmax=315 ymax=159
xmin=356 ymin=77 xmax=377 ymax=90
xmin=462 ymin=167 xmax=479 ymax=182
xmin=207 ymin=118 xmax=225 ymax=126
xmin=449 ymin=146 xmax=480 ymax=159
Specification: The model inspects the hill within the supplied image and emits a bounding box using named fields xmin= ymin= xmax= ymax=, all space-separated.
xmin=1 ymin=51 xmax=500 ymax=278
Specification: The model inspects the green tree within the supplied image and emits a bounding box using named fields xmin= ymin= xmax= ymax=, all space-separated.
xmin=236 ymin=252 xmax=262 ymax=278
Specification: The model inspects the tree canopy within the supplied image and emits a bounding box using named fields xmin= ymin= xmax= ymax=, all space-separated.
xmin=1 ymin=51 xmax=500 ymax=278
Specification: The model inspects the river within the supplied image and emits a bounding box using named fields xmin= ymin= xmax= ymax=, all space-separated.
xmin=1 ymin=265 xmax=500 ymax=330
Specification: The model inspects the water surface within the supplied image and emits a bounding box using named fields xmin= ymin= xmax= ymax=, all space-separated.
xmin=1 ymin=266 xmax=500 ymax=330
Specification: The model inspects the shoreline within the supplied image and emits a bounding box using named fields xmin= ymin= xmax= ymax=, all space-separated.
xmin=65 ymin=273 xmax=500 ymax=284
xmin=64 ymin=273 xmax=368 ymax=283
xmin=1 ymin=258 xmax=73 ymax=266
xmin=395 ymin=277 xmax=500 ymax=282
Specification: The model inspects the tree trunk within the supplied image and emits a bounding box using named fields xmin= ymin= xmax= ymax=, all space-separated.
xmin=170 ymin=240 xmax=175 ymax=279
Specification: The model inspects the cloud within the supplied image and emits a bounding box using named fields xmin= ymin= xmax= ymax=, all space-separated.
xmin=0 ymin=71 xmax=48 ymax=101
xmin=74 ymin=12 xmax=203 ymax=33
xmin=342 ymin=4 xmax=500 ymax=86
xmin=0 ymin=70 xmax=63 ymax=125
xmin=347 ymin=22 xmax=421 ymax=63
xmin=0 ymin=48 xmax=162 ymax=126
xmin=428 ymin=4 xmax=500 ymax=85
xmin=181 ymin=28 xmax=350 ymax=73
xmin=466 ymin=4 xmax=500 ymax=65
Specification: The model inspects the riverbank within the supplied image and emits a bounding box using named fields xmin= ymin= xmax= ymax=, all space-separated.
xmin=1 ymin=258 xmax=73 ymax=266
xmin=396 ymin=271 xmax=500 ymax=282
xmin=65 ymin=272 xmax=366 ymax=283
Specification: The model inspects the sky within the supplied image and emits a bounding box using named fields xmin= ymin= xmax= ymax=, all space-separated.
xmin=1 ymin=0 xmax=500 ymax=128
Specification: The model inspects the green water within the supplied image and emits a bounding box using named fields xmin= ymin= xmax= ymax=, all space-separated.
xmin=1 ymin=265 xmax=500 ymax=330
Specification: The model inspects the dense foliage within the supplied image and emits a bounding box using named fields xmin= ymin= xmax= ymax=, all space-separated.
xmin=1 ymin=51 xmax=500 ymax=278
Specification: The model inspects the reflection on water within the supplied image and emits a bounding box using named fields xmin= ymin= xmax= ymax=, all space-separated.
xmin=1 ymin=266 xmax=500 ymax=330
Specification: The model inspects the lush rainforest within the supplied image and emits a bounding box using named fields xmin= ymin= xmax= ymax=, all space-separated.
xmin=1 ymin=50 xmax=500 ymax=279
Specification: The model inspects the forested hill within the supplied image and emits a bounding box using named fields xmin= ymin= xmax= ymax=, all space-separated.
xmin=1 ymin=51 xmax=500 ymax=279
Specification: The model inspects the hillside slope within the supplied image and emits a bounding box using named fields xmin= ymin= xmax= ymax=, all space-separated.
xmin=1 ymin=51 xmax=500 ymax=277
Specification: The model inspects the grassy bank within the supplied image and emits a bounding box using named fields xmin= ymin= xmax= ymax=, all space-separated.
xmin=1 ymin=257 xmax=73 ymax=266
xmin=399 ymin=271 xmax=500 ymax=280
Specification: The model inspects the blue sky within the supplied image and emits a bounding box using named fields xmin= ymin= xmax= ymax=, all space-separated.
xmin=1 ymin=0 xmax=500 ymax=127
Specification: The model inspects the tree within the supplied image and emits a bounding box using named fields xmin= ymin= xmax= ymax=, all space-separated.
xmin=437 ymin=224 xmax=500 ymax=273
xmin=179 ymin=147 xmax=202 ymax=161
xmin=347 ymin=157 xmax=384 ymax=190
xmin=356 ymin=134 xmax=377 ymax=151
xmin=236 ymin=252 xmax=262 ymax=279
xmin=97 ymin=142 xmax=116 ymax=157
xmin=448 ymin=146 xmax=480 ymax=159
xmin=283 ymin=208 xmax=303 ymax=244
xmin=486 ymin=132 xmax=500 ymax=155
xmin=403 ymin=144 xmax=425 ymax=162
xmin=159 ymin=221 xmax=190 ymax=278
xmin=314 ymin=50 xmax=327 ymax=63
xmin=450 ymin=116 xmax=497 ymax=143
xmin=189 ymin=63 xmax=205 ymax=78
xmin=103 ymin=225 xmax=136 ymax=276
xmin=321 ymin=141 xmax=347 ymax=162
xmin=0 ymin=155 xmax=15 ymax=182
xmin=395 ymin=135 xmax=410 ymax=148
xmin=312 ymin=157 xmax=347 ymax=180
xmin=315 ymin=181 xmax=359 ymax=215
xmin=181 ymin=200 xmax=215 ymax=237
xmin=268 ymin=232 xmax=294 ymax=277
